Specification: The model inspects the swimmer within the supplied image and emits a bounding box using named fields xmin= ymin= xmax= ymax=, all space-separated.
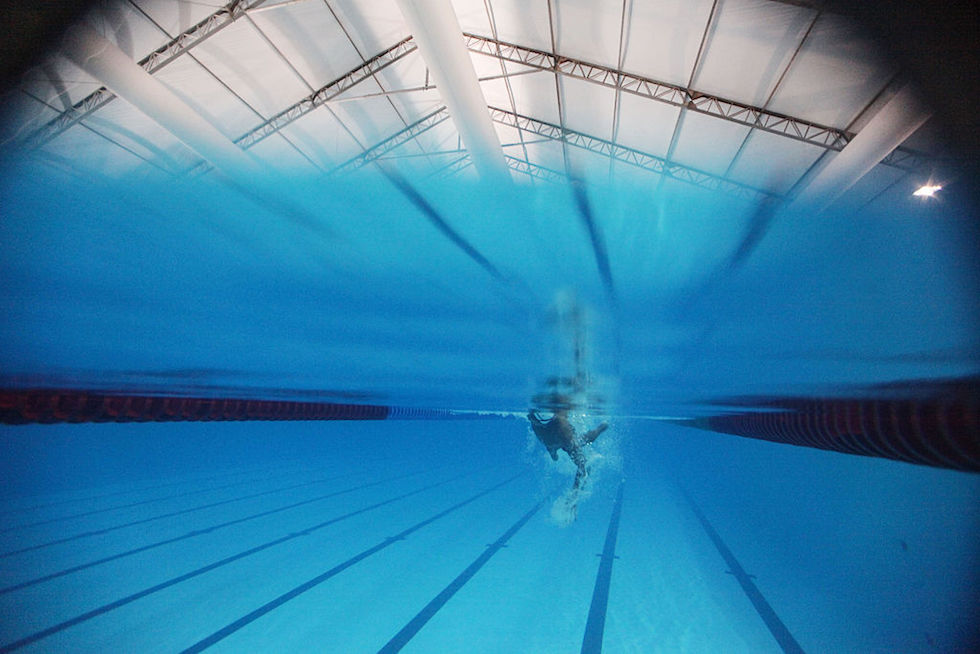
xmin=528 ymin=407 xmax=608 ymax=491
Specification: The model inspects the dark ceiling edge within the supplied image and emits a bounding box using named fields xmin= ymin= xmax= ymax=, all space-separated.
xmin=0 ymin=0 xmax=96 ymax=92
xmin=825 ymin=0 xmax=979 ymax=201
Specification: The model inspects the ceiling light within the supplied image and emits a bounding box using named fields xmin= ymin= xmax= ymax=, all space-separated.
xmin=913 ymin=184 xmax=942 ymax=197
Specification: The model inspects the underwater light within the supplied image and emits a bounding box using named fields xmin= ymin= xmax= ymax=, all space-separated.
xmin=913 ymin=184 xmax=942 ymax=197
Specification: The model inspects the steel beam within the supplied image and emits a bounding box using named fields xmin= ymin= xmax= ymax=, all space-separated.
xmin=183 ymin=37 xmax=419 ymax=177
xmin=331 ymin=106 xmax=451 ymax=174
xmin=489 ymin=107 xmax=778 ymax=203
xmin=236 ymin=37 xmax=417 ymax=150
xmin=465 ymin=32 xmax=850 ymax=151
xmin=23 ymin=0 xmax=269 ymax=149
xmin=504 ymin=156 xmax=565 ymax=184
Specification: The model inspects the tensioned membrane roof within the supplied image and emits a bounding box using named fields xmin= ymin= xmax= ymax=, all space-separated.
xmin=0 ymin=0 xmax=952 ymax=211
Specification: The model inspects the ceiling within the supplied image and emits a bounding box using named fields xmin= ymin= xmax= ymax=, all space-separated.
xmin=0 ymin=0 xmax=955 ymax=212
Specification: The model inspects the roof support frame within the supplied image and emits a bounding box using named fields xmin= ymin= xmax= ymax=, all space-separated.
xmin=21 ymin=0 xmax=270 ymax=149
xmin=608 ymin=0 xmax=634 ymax=181
xmin=505 ymin=155 xmax=565 ymax=184
xmin=723 ymin=8 xmax=821 ymax=177
xmin=331 ymin=106 xmax=450 ymax=174
xmin=662 ymin=0 xmax=719 ymax=166
xmin=183 ymin=37 xmax=417 ymax=176
xmin=126 ymin=0 xmax=319 ymax=173
xmin=463 ymin=32 xmax=851 ymax=151
xmin=489 ymin=106 xmax=777 ymax=204
xmin=23 ymin=87 xmax=177 ymax=176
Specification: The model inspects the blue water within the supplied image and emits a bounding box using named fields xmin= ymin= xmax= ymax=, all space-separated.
xmin=1 ymin=156 xmax=979 ymax=652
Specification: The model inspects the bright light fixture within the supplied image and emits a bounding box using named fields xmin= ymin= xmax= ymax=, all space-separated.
xmin=913 ymin=184 xmax=942 ymax=197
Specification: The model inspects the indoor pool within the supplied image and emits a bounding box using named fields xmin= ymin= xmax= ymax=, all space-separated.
xmin=1 ymin=0 xmax=978 ymax=652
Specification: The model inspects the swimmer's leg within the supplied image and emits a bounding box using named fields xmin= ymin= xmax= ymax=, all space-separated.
xmin=583 ymin=422 xmax=608 ymax=445
xmin=570 ymin=446 xmax=588 ymax=490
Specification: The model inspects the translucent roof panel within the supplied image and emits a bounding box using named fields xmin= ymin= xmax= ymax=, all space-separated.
xmin=473 ymin=0 xmax=554 ymax=52
xmin=671 ymin=110 xmax=752 ymax=178
xmin=190 ymin=19 xmax=312 ymax=119
xmin=555 ymin=0 xmax=625 ymax=68
xmin=248 ymin=1 xmax=364 ymax=90
xmin=693 ymin=0 xmax=816 ymax=107
xmin=728 ymin=128 xmax=825 ymax=194
xmin=614 ymin=93 xmax=681 ymax=159
xmin=560 ymin=75 xmax=616 ymax=140
xmin=622 ymin=0 xmax=715 ymax=87
xmin=153 ymin=55 xmax=260 ymax=141
xmin=765 ymin=14 xmax=898 ymax=129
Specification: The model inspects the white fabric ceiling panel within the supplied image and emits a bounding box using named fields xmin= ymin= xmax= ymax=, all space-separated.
xmin=765 ymin=14 xmax=896 ymax=129
xmin=131 ymin=0 xmax=228 ymax=38
xmin=191 ymin=19 xmax=311 ymax=119
xmin=728 ymin=128 xmax=823 ymax=194
xmin=614 ymin=92 xmax=680 ymax=158
xmin=382 ymin=135 xmax=427 ymax=161
xmin=505 ymin=70 xmax=560 ymax=125
xmin=247 ymin=133 xmax=319 ymax=172
xmin=561 ymin=75 xmax=616 ymax=141
xmin=408 ymin=112 xmax=460 ymax=154
xmin=469 ymin=50 xmax=532 ymax=81
xmin=389 ymin=90 xmax=447 ymax=135
xmin=334 ymin=71 xmax=386 ymax=101
xmin=501 ymin=140 xmax=528 ymax=159
xmin=374 ymin=49 xmax=428 ymax=93
xmin=555 ymin=0 xmax=623 ymax=68
xmin=450 ymin=0 xmax=493 ymax=35
xmin=328 ymin=0 xmax=411 ymax=57
xmin=479 ymin=77 xmax=515 ymax=113
xmin=248 ymin=2 xmax=364 ymax=90
xmin=494 ymin=122 xmax=522 ymax=147
xmin=623 ymin=0 xmax=715 ymax=87
xmin=475 ymin=0 xmax=553 ymax=51
xmin=153 ymin=55 xmax=259 ymax=141
xmin=568 ymin=143 xmax=614 ymax=180
xmin=372 ymin=55 xmax=445 ymax=120
xmin=693 ymin=0 xmax=815 ymax=107
xmin=329 ymin=92 xmax=405 ymax=148
xmin=670 ymin=110 xmax=750 ymax=177
xmin=523 ymin=138 xmax=565 ymax=173
xmin=81 ymin=98 xmax=200 ymax=173
xmin=92 ymin=3 xmax=174 ymax=62
xmin=39 ymin=124 xmax=157 ymax=179
xmin=23 ymin=56 xmax=102 ymax=112
xmin=0 ymin=92 xmax=60 ymax=144
xmin=278 ymin=107 xmax=362 ymax=169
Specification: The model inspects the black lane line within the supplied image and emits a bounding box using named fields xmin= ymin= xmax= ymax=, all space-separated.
xmin=180 ymin=473 xmax=524 ymax=654
xmin=0 ymin=465 xmax=319 ymax=536
xmin=581 ymin=481 xmax=625 ymax=654
xmin=0 ymin=469 xmax=485 ymax=653
xmin=0 ymin=467 xmax=431 ymax=596
xmin=0 ymin=462 xmax=294 ymax=520
xmin=0 ymin=468 xmax=354 ymax=558
xmin=0 ymin=460 xmax=314 ymax=524
xmin=378 ymin=501 xmax=542 ymax=653
xmin=683 ymin=493 xmax=805 ymax=654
